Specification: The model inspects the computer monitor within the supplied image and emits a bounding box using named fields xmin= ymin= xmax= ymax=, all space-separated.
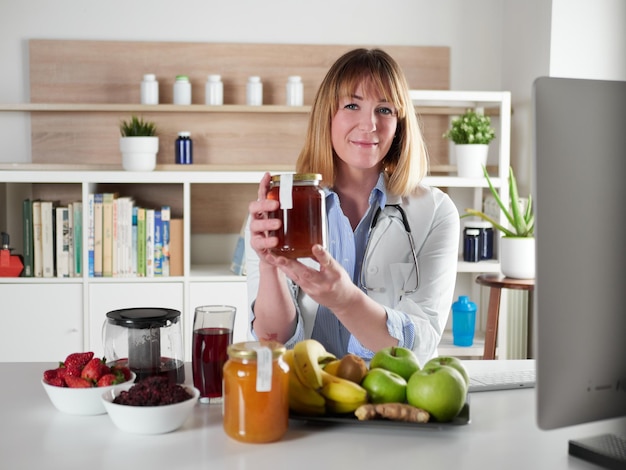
xmin=533 ymin=76 xmax=626 ymax=467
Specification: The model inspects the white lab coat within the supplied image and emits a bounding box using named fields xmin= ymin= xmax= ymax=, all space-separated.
xmin=245 ymin=184 xmax=460 ymax=366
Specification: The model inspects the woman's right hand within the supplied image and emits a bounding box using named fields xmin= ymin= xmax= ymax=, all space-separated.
xmin=248 ymin=172 xmax=282 ymax=264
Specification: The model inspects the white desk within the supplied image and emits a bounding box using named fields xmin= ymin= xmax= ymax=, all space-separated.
xmin=1 ymin=361 xmax=623 ymax=470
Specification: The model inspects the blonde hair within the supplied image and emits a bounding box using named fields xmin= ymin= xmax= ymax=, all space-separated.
xmin=296 ymin=48 xmax=428 ymax=197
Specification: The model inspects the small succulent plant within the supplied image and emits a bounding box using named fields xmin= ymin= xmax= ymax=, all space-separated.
xmin=119 ymin=115 xmax=157 ymax=137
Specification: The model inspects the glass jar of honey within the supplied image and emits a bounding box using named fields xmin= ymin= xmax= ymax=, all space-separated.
xmin=267 ymin=173 xmax=326 ymax=259
xmin=222 ymin=341 xmax=289 ymax=443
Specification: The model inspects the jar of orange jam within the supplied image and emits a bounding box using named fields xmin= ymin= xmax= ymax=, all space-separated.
xmin=267 ymin=173 xmax=327 ymax=259
xmin=222 ymin=341 xmax=289 ymax=443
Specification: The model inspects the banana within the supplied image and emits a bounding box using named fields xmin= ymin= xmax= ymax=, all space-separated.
xmin=319 ymin=369 xmax=368 ymax=413
xmin=283 ymin=349 xmax=326 ymax=415
xmin=293 ymin=339 xmax=335 ymax=390
xmin=322 ymin=359 xmax=342 ymax=376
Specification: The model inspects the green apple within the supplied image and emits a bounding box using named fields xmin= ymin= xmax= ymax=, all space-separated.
xmin=361 ymin=368 xmax=407 ymax=404
xmin=406 ymin=365 xmax=467 ymax=422
xmin=424 ymin=356 xmax=470 ymax=387
xmin=369 ymin=346 xmax=421 ymax=381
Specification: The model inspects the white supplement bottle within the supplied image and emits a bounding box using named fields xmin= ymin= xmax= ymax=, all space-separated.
xmin=173 ymin=75 xmax=192 ymax=105
xmin=246 ymin=76 xmax=263 ymax=106
xmin=140 ymin=74 xmax=159 ymax=105
xmin=205 ymin=74 xmax=224 ymax=105
xmin=286 ymin=76 xmax=303 ymax=106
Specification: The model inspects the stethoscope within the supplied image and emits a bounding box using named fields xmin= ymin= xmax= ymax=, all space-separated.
xmin=359 ymin=204 xmax=420 ymax=296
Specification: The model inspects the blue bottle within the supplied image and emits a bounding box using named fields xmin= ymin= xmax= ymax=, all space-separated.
xmin=175 ymin=131 xmax=193 ymax=164
xmin=452 ymin=295 xmax=477 ymax=347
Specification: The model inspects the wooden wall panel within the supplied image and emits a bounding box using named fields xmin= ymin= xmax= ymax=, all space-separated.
xmin=28 ymin=40 xmax=450 ymax=233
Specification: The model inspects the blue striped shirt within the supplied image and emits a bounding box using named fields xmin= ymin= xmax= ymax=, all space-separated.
xmin=311 ymin=173 xmax=415 ymax=359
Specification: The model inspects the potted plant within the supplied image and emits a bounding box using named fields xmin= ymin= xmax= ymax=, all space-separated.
xmin=119 ymin=115 xmax=159 ymax=171
xmin=443 ymin=108 xmax=496 ymax=178
xmin=463 ymin=166 xmax=535 ymax=279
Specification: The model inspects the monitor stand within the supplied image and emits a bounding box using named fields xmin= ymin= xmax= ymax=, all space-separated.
xmin=569 ymin=433 xmax=626 ymax=469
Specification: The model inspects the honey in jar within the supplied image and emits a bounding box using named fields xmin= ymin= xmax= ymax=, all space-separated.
xmin=267 ymin=173 xmax=326 ymax=259
xmin=222 ymin=341 xmax=289 ymax=443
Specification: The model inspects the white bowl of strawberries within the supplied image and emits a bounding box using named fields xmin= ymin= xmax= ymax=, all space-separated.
xmin=41 ymin=352 xmax=136 ymax=415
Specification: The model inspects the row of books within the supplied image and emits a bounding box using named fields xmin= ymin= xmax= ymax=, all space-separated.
xmin=21 ymin=196 xmax=183 ymax=278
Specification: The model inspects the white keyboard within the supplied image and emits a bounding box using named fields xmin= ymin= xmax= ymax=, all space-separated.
xmin=468 ymin=368 xmax=536 ymax=393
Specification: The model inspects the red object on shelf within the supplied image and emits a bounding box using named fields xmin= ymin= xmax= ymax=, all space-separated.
xmin=0 ymin=232 xmax=24 ymax=277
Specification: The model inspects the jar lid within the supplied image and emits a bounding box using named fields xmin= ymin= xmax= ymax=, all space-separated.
xmin=143 ymin=74 xmax=156 ymax=81
xmin=287 ymin=75 xmax=302 ymax=82
xmin=227 ymin=341 xmax=286 ymax=360
xmin=175 ymin=75 xmax=189 ymax=81
xmin=270 ymin=173 xmax=322 ymax=183
xmin=178 ymin=131 xmax=191 ymax=137
xmin=106 ymin=308 xmax=181 ymax=329
xmin=464 ymin=220 xmax=493 ymax=229
xmin=248 ymin=76 xmax=261 ymax=82
xmin=465 ymin=229 xmax=480 ymax=236
xmin=207 ymin=74 xmax=221 ymax=81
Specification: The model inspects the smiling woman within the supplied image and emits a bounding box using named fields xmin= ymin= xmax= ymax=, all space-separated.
xmin=245 ymin=48 xmax=460 ymax=367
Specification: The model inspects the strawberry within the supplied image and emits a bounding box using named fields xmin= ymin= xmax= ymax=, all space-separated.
xmin=81 ymin=357 xmax=110 ymax=383
xmin=111 ymin=364 xmax=132 ymax=382
xmin=43 ymin=367 xmax=68 ymax=386
xmin=64 ymin=375 xmax=92 ymax=388
xmin=96 ymin=373 xmax=120 ymax=387
xmin=43 ymin=369 xmax=59 ymax=383
xmin=63 ymin=352 xmax=94 ymax=377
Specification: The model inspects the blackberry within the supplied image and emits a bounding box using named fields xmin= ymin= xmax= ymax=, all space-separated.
xmin=114 ymin=376 xmax=192 ymax=406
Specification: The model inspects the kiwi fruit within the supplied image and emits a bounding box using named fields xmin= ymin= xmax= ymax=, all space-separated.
xmin=336 ymin=354 xmax=368 ymax=384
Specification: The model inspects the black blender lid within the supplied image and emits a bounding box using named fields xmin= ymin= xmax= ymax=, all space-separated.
xmin=106 ymin=307 xmax=181 ymax=328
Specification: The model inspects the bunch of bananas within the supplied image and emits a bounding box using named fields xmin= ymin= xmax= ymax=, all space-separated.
xmin=284 ymin=339 xmax=368 ymax=416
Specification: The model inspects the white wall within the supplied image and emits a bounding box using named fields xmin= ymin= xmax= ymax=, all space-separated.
xmin=551 ymin=0 xmax=626 ymax=81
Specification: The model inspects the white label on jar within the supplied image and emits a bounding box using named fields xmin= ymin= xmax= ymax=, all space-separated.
xmin=279 ymin=173 xmax=293 ymax=210
xmin=254 ymin=346 xmax=272 ymax=392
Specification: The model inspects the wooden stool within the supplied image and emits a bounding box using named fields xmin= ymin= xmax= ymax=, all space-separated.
xmin=475 ymin=274 xmax=535 ymax=360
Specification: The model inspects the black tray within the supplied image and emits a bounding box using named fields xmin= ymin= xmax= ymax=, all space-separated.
xmin=289 ymin=400 xmax=470 ymax=429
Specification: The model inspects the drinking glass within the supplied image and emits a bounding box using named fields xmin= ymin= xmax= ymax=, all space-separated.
xmin=192 ymin=305 xmax=236 ymax=403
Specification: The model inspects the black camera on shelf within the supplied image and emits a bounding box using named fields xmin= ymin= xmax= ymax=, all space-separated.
xmin=0 ymin=232 xmax=24 ymax=277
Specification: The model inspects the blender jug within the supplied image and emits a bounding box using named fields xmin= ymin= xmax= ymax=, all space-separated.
xmin=103 ymin=307 xmax=185 ymax=383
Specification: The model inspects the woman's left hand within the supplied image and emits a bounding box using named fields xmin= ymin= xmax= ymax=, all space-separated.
xmin=274 ymin=244 xmax=361 ymax=312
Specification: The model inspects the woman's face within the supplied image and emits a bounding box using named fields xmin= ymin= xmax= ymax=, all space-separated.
xmin=331 ymin=81 xmax=398 ymax=173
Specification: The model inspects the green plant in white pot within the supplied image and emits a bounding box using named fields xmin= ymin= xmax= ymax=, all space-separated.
xmin=463 ymin=166 xmax=535 ymax=279
xmin=443 ymin=109 xmax=496 ymax=178
xmin=119 ymin=115 xmax=159 ymax=171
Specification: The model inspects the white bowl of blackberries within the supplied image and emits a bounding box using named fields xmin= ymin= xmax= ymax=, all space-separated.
xmin=101 ymin=376 xmax=200 ymax=434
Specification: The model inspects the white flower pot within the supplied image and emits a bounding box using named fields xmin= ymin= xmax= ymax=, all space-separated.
xmin=455 ymin=144 xmax=488 ymax=178
xmin=500 ymin=236 xmax=535 ymax=279
xmin=120 ymin=136 xmax=159 ymax=171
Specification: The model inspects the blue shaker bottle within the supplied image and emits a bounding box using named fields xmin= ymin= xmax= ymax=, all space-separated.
xmin=452 ymin=295 xmax=477 ymax=346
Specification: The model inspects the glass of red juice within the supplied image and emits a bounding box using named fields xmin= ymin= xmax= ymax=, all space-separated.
xmin=192 ymin=305 xmax=236 ymax=403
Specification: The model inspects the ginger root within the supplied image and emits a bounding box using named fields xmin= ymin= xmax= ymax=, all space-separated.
xmin=354 ymin=403 xmax=430 ymax=423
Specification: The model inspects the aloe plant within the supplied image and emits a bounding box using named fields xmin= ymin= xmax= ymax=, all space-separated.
xmin=119 ymin=115 xmax=157 ymax=137
xmin=463 ymin=166 xmax=534 ymax=238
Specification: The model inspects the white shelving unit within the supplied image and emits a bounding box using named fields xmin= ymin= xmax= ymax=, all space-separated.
xmin=0 ymin=90 xmax=511 ymax=361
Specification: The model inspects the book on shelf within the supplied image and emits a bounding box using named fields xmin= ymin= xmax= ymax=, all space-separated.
xmin=153 ymin=209 xmax=163 ymax=276
xmin=72 ymin=202 xmax=82 ymax=277
xmin=161 ymin=206 xmax=171 ymax=277
xmin=87 ymin=194 xmax=94 ymax=277
xmin=145 ymin=208 xmax=155 ymax=277
xmin=169 ymin=218 xmax=184 ymax=277
xmin=114 ymin=196 xmax=133 ymax=277
xmin=40 ymin=200 xmax=56 ymax=278
xmin=22 ymin=199 xmax=34 ymax=277
xmin=55 ymin=206 xmax=71 ymax=278
xmin=32 ymin=200 xmax=43 ymax=278
xmin=136 ymin=207 xmax=146 ymax=277
xmin=93 ymin=193 xmax=103 ymax=277
xmin=102 ymin=193 xmax=116 ymax=277
xmin=230 ymin=215 xmax=248 ymax=276
xmin=131 ymin=206 xmax=138 ymax=277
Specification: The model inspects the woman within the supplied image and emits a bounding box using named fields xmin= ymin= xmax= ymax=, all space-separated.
xmin=245 ymin=48 xmax=459 ymax=365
